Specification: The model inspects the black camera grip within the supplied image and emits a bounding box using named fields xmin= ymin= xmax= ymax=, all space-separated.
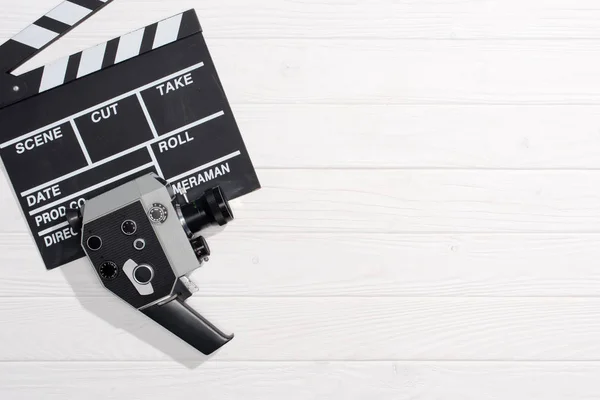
xmin=142 ymin=296 xmax=233 ymax=355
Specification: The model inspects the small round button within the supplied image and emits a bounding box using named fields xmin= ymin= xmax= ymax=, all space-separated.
xmin=87 ymin=235 xmax=102 ymax=251
xmin=148 ymin=203 xmax=168 ymax=224
xmin=99 ymin=261 xmax=118 ymax=280
xmin=121 ymin=220 xmax=137 ymax=235
xmin=133 ymin=238 xmax=146 ymax=250
xmin=133 ymin=264 xmax=154 ymax=285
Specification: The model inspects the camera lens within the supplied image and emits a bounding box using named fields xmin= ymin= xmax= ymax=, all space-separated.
xmin=176 ymin=187 xmax=234 ymax=237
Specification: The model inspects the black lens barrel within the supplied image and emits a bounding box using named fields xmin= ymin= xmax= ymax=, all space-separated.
xmin=180 ymin=187 xmax=234 ymax=235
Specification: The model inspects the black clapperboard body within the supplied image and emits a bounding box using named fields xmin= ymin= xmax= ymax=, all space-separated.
xmin=0 ymin=1 xmax=261 ymax=270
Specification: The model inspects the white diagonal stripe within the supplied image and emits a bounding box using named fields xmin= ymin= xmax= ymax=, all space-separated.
xmin=46 ymin=1 xmax=92 ymax=26
xmin=12 ymin=24 xmax=58 ymax=49
xmin=39 ymin=56 xmax=69 ymax=92
xmin=70 ymin=120 xmax=92 ymax=166
xmin=38 ymin=221 xmax=69 ymax=237
xmin=153 ymin=13 xmax=183 ymax=49
xmin=77 ymin=42 xmax=107 ymax=78
xmin=115 ymin=28 xmax=144 ymax=63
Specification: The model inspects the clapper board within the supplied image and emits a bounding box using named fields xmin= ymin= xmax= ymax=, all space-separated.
xmin=0 ymin=0 xmax=261 ymax=270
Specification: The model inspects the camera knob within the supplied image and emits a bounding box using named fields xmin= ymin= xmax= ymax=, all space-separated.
xmin=66 ymin=208 xmax=83 ymax=232
xmin=99 ymin=261 xmax=118 ymax=281
xmin=190 ymin=236 xmax=211 ymax=260
xmin=148 ymin=203 xmax=168 ymax=224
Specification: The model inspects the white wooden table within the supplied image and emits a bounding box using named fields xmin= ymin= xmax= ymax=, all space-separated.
xmin=3 ymin=0 xmax=600 ymax=398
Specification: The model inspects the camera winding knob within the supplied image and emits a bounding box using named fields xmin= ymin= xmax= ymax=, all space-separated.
xmin=148 ymin=203 xmax=168 ymax=224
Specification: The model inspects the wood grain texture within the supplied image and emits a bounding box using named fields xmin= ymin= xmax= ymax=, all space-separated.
xmin=2 ymin=297 xmax=600 ymax=361
xmin=210 ymin=40 xmax=600 ymax=105
xmin=7 ymin=39 xmax=600 ymax=104
xmin=5 ymin=0 xmax=600 ymax=40
xmin=7 ymin=104 xmax=600 ymax=170
xmin=1 ymin=362 xmax=599 ymax=400
xmin=4 ymin=233 xmax=600 ymax=298
xmin=3 ymin=0 xmax=600 ymax=398
xmin=238 ymin=105 xmax=600 ymax=169
xmin=5 ymin=104 xmax=600 ymax=170
xmin=5 ymin=170 xmax=600 ymax=234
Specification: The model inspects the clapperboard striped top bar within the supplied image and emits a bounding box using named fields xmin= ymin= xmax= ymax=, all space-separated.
xmin=1 ymin=1 xmax=200 ymax=101
xmin=27 ymin=10 xmax=200 ymax=93
xmin=0 ymin=1 xmax=114 ymax=73
xmin=14 ymin=0 xmax=111 ymax=50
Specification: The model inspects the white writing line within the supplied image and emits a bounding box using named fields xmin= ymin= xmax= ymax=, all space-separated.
xmin=137 ymin=93 xmax=158 ymax=139
xmin=21 ymin=110 xmax=225 ymax=197
xmin=29 ymin=163 xmax=155 ymax=216
xmin=38 ymin=221 xmax=70 ymax=237
xmin=1 ymin=62 xmax=205 ymax=149
xmin=168 ymin=150 xmax=241 ymax=183
xmin=147 ymin=145 xmax=163 ymax=178
xmin=70 ymin=120 xmax=92 ymax=166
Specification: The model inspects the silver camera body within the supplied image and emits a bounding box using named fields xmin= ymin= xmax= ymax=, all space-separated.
xmin=69 ymin=173 xmax=234 ymax=355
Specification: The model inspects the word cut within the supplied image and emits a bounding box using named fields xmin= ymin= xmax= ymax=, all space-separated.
xmin=91 ymin=103 xmax=119 ymax=123
xmin=156 ymin=73 xmax=194 ymax=96
xmin=158 ymin=132 xmax=194 ymax=153
xmin=26 ymin=184 xmax=61 ymax=207
xmin=15 ymin=126 xmax=63 ymax=154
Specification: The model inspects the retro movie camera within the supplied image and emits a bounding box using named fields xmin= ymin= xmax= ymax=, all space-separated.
xmin=66 ymin=174 xmax=235 ymax=355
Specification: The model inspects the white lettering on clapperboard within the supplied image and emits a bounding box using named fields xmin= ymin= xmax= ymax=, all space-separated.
xmin=15 ymin=127 xmax=63 ymax=154
xmin=156 ymin=73 xmax=194 ymax=96
xmin=158 ymin=132 xmax=194 ymax=153
xmin=172 ymin=162 xmax=231 ymax=195
xmin=91 ymin=103 xmax=119 ymax=123
xmin=27 ymin=185 xmax=62 ymax=207
xmin=44 ymin=227 xmax=78 ymax=247
xmin=34 ymin=198 xmax=85 ymax=227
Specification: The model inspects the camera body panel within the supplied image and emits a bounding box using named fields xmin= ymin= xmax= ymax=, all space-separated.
xmin=81 ymin=174 xmax=200 ymax=309
xmin=75 ymin=173 xmax=234 ymax=354
xmin=82 ymin=200 xmax=177 ymax=308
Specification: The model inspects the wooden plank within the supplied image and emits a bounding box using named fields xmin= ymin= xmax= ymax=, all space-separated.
xmin=9 ymin=38 xmax=600 ymax=104
xmin=4 ymin=232 xmax=600 ymax=298
xmin=8 ymin=104 xmax=600 ymax=170
xmin=1 ymin=361 xmax=600 ymax=400
xmin=6 ymin=170 xmax=600 ymax=234
xmin=218 ymin=169 xmax=600 ymax=233
xmin=210 ymin=40 xmax=600 ymax=105
xmin=3 ymin=297 xmax=600 ymax=360
xmin=5 ymin=0 xmax=600 ymax=40
xmin=238 ymin=105 xmax=600 ymax=169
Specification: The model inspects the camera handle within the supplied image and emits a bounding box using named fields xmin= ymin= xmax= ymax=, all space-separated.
xmin=142 ymin=295 xmax=233 ymax=355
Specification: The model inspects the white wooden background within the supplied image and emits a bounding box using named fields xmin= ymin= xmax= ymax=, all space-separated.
xmin=4 ymin=0 xmax=600 ymax=398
